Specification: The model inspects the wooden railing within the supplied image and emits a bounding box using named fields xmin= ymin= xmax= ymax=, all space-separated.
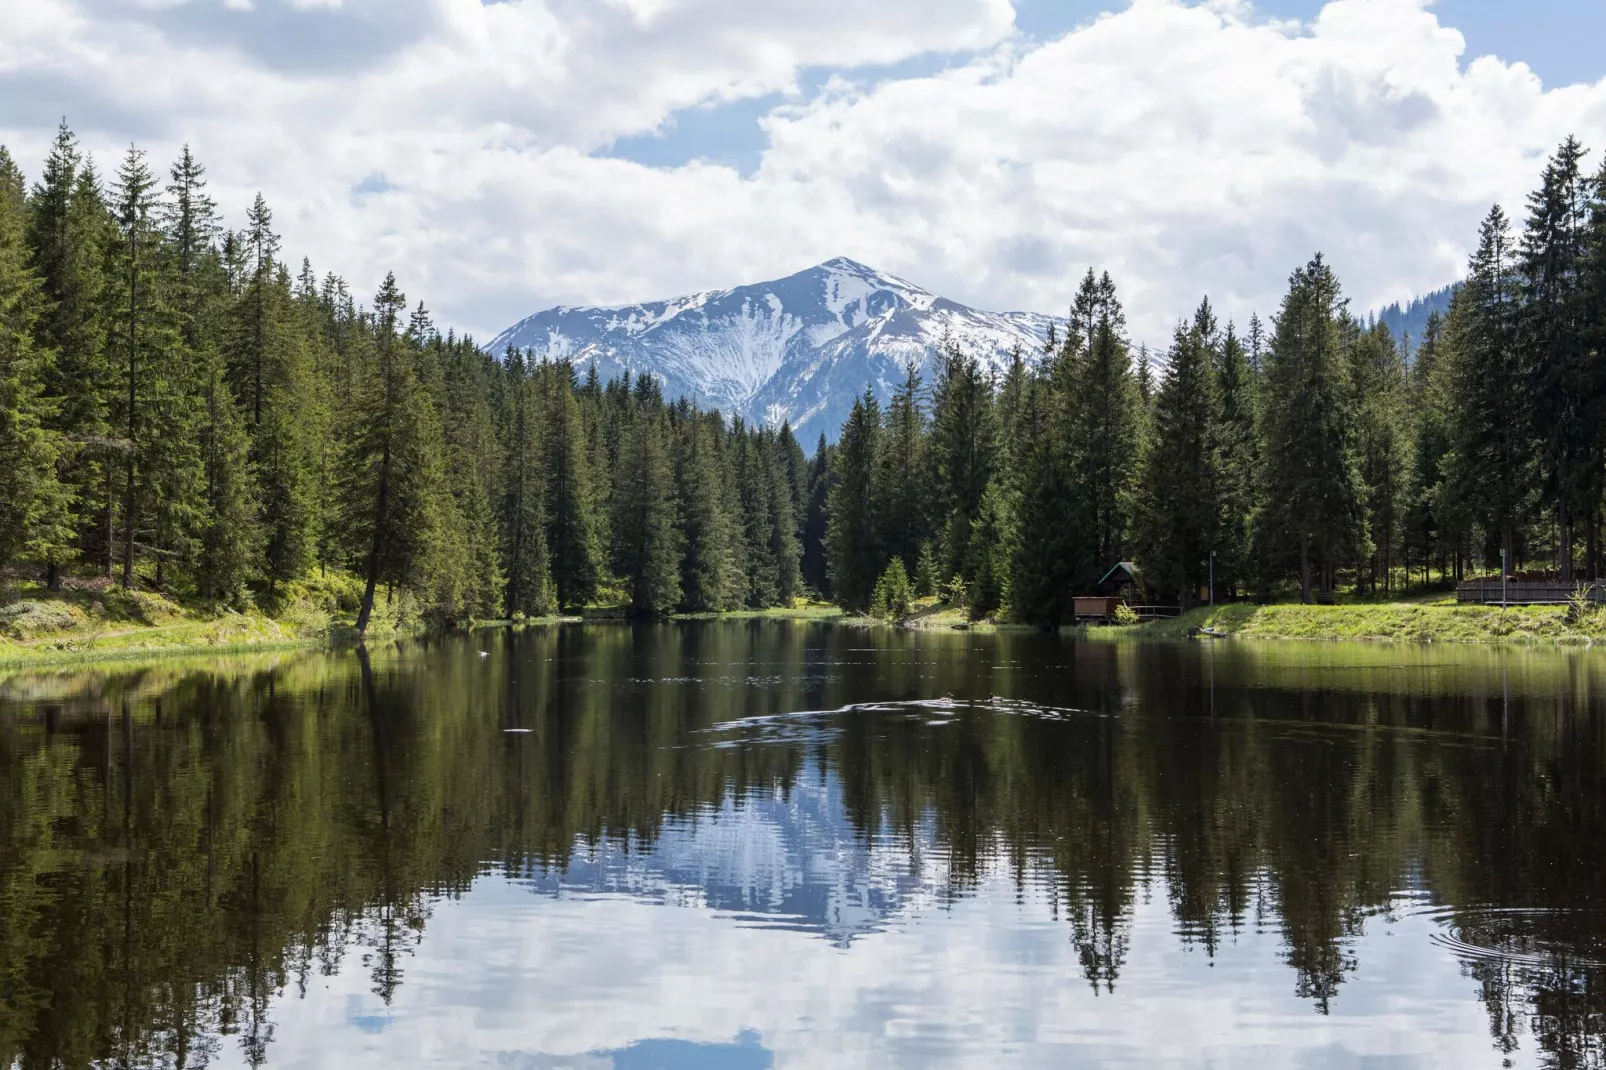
xmin=1455 ymin=580 xmax=1605 ymax=606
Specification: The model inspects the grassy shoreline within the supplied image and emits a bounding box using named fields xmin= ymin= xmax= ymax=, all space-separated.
xmin=1106 ymin=600 xmax=1606 ymax=644
xmin=7 ymin=591 xmax=1604 ymax=670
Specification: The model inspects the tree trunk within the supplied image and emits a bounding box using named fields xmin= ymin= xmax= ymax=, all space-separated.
xmin=355 ymin=443 xmax=393 ymax=636
xmin=46 ymin=560 xmax=60 ymax=592
xmin=1559 ymin=497 xmax=1573 ymax=585
xmin=1299 ymin=533 xmax=1311 ymax=604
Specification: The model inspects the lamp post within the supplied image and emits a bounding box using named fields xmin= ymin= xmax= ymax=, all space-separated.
xmin=1500 ymin=548 xmax=1507 ymax=609
xmin=1209 ymin=550 xmax=1216 ymax=607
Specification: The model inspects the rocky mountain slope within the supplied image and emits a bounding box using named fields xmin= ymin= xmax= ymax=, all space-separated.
xmin=489 ymin=258 xmax=1056 ymax=444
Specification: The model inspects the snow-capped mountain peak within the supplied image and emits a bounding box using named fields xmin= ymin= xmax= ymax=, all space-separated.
xmin=489 ymin=260 xmax=1055 ymax=443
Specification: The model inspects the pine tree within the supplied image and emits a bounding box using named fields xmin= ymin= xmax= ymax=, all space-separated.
xmin=965 ymin=480 xmax=1012 ymax=619
xmin=1066 ymin=270 xmax=1140 ymax=577
xmin=0 ymin=146 xmax=74 ymax=575
xmin=613 ymin=401 xmax=681 ymax=615
xmin=868 ymin=557 xmax=913 ymax=621
xmin=877 ymin=359 xmax=928 ymax=570
xmin=928 ymin=343 xmax=996 ymax=579
xmin=1350 ymin=322 xmax=1409 ymax=594
xmin=1403 ymin=312 xmax=1452 ymax=585
xmin=1007 ymin=374 xmax=1081 ymax=627
xmin=1133 ymin=317 xmax=1221 ymax=605
xmin=194 ymin=353 xmax=257 ymax=602
xmin=341 ymin=274 xmax=445 ymax=632
xmin=825 ymin=392 xmax=882 ymax=611
xmin=1213 ymin=321 xmax=1258 ymax=597
xmin=1520 ymin=138 xmax=1595 ymax=581
xmin=675 ymin=413 xmax=736 ymax=611
xmin=499 ymin=349 xmax=554 ymax=618
xmin=28 ymin=125 xmax=112 ymax=585
xmin=1441 ymin=208 xmax=1533 ymax=578
xmin=1256 ymin=254 xmax=1367 ymax=602
xmin=800 ymin=434 xmax=832 ymax=597
xmin=542 ymin=360 xmax=602 ymax=610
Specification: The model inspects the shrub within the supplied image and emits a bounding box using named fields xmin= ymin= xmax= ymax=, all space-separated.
xmin=0 ymin=600 xmax=89 ymax=640
xmin=1113 ymin=604 xmax=1140 ymax=627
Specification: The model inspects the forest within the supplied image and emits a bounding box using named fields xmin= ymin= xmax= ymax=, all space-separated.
xmin=2 ymin=125 xmax=1605 ymax=630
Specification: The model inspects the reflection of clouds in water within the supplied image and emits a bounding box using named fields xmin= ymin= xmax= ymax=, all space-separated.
xmin=496 ymin=1028 xmax=773 ymax=1069
xmin=260 ymin=874 xmax=1497 ymax=1069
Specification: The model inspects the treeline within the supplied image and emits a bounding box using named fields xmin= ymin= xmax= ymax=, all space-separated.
xmin=821 ymin=137 xmax=1606 ymax=623
xmin=0 ymin=124 xmax=809 ymax=628
xmin=6 ymin=125 xmax=1605 ymax=629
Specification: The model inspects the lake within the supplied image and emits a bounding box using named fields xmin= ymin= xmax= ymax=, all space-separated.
xmin=2 ymin=623 xmax=1604 ymax=1068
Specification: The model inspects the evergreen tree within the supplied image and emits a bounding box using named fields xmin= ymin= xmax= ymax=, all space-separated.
xmin=28 ymin=125 xmax=112 ymax=584
xmin=928 ymin=344 xmax=996 ymax=579
xmin=1520 ymin=138 xmax=1595 ymax=581
xmin=1256 ymin=255 xmax=1367 ymax=602
xmin=877 ymin=360 xmax=929 ymax=569
xmin=0 ymin=146 xmax=73 ymax=575
xmin=1350 ymin=322 xmax=1409 ymax=594
xmin=1403 ymin=312 xmax=1452 ymax=585
xmin=1008 ymin=374 xmax=1081 ymax=627
xmin=800 ymin=434 xmax=832 ymax=597
xmin=340 ymin=274 xmax=446 ymax=632
xmin=675 ymin=413 xmax=737 ymax=612
xmin=1213 ymin=321 xmax=1258 ymax=597
xmin=499 ymin=349 xmax=553 ymax=618
xmin=1066 ymin=270 xmax=1141 ymax=576
xmin=613 ymin=401 xmax=681 ymax=615
xmin=965 ymin=480 xmax=1012 ymax=619
xmin=541 ymin=360 xmax=602 ymax=610
xmin=825 ymin=392 xmax=882 ymax=611
xmin=868 ymin=557 xmax=913 ymax=621
xmin=1133 ymin=317 xmax=1221 ymax=605
xmin=1441 ymin=208 xmax=1533 ymax=578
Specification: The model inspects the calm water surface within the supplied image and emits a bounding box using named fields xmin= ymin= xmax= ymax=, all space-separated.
xmin=2 ymin=623 xmax=1605 ymax=1068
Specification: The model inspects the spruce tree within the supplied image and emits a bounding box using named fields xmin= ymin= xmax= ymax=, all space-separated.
xmin=0 ymin=146 xmax=74 ymax=575
xmin=928 ymin=344 xmax=996 ymax=579
xmin=541 ymin=360 xmax=602 ymax=610
xmin=675 ymin=413 xmax=736 ymax=611
xmin=28 ymin=125 xmax=112 ymax=584
xmin=1133 ymin=318 xmax=1221 ymax=605
xmin=499 ymin=349 xmax=554 ymax=618
xmin=1066 ymin=270 xmax=1140 ymax=577
xmin=1441 ymin=208 xmax=1534 ymax=577
xmin=1520 ymin=138 xmax=1595 ymax=581
xmin=1256 ymin=254 xmax=1367 ymax=602
xmin=613 ymin=402 xmax=682 ymax=615
xmin=825 ymin=392 xmax=882 ymax=611
xmin=877 ymin=360 xmax=929 ymax=571
xmin=1009 ymin=373 xmax=1080 ymax=627
xmin=1350 ymin=322 xmax=1409 ymax=594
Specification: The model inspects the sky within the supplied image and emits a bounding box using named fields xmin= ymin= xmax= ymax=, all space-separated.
xmin=3 ymin=0 xmax=1605 ymax=344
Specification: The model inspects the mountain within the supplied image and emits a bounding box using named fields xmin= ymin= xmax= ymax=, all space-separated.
xmin=1375 ymin=283 xmax=1458 ymax=358
xmin=488 ymin=258 xmax=1057 ymax=444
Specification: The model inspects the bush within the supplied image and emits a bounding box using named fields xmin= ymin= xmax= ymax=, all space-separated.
xmin=0 ymin=600 xmax=90 ymax=640
xmin=1113 ymin=603 xmax=1140 ymax=627
xmin=869 ymin=558 xmax=914 ymax=621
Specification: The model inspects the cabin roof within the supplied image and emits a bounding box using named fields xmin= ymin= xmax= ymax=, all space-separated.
xmin=1098 ymin=562 xmax=1140 ymax=587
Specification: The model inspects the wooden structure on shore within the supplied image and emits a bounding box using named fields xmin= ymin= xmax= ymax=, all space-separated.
xmin=1074 ymin=563 xmax=1182 ymax=623
xmin=1455 ymin=579 xmax=1606 ymax=606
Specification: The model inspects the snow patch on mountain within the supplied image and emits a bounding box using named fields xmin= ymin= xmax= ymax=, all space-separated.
xmin=489 ymin=258 xmax=1057 ymax=444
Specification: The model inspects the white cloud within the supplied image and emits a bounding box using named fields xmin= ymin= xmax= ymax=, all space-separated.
xmin=1 ymin=0 xmax=1603 ymax=343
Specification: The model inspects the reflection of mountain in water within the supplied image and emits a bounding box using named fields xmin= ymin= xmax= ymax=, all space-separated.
xmin=514 ymin=768 xmax=948 ymax=946
xmin=3 ymin=626 xmax=1606 ymax=1068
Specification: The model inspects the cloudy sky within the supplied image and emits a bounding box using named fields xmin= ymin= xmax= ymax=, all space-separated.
xmin=3 ymin=0 xmax=1605 ymax=343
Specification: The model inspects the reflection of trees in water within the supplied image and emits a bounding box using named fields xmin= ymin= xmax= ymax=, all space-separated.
xmin=0 ymin=626 xmax=1604 ymax=1066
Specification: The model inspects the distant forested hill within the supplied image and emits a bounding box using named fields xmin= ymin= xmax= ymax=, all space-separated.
xmin=1375 ymin=284 xmax=1458 ymax=355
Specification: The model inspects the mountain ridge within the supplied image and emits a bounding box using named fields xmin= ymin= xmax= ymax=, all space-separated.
xmin=489 ymin=258 xmax=1057 ymax=444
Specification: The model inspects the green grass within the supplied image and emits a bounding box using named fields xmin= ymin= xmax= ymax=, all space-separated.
xmin=1105 ymin=600 xmax=1606 ymax=644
